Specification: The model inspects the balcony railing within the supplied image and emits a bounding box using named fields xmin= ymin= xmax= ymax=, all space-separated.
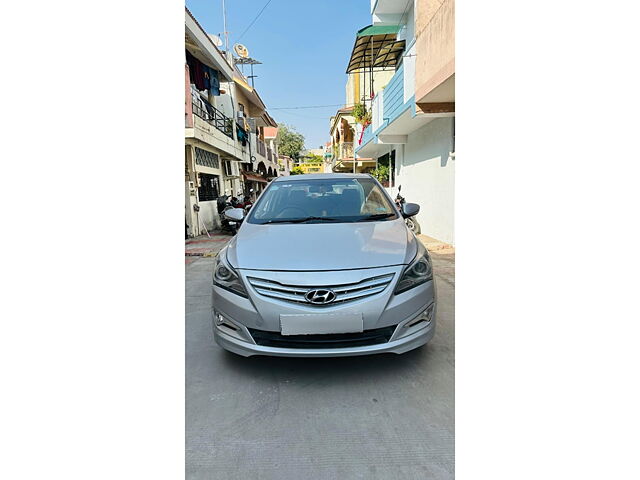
xmin=383 ymin=63 xmax=405 ymax=124
xmin=257 ymin=139 xmax=266 ymax=157
xmin=192 ymin=97 xmax=233 ymax=138
xmin=338 ymin=142 xmax=354 ymax=159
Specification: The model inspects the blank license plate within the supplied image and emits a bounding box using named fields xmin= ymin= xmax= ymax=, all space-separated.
xmin=280 ymin=313 xmax=363 ymax=336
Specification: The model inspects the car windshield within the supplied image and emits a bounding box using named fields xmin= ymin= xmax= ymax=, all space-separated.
xmin=247 ymin=177 xmax=399 ymax=224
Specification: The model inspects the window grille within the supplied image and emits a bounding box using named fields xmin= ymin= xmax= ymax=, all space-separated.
xmin=195 ymin=147 xmax=220 ymax=169
xmin=198 ymin=173 xmax=220 ymax=202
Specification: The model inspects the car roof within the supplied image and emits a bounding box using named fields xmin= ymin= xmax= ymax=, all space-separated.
xmin=273 ymin=173 xmax=372 ymax=182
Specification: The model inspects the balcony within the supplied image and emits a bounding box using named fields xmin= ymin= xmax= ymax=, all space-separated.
xmin=360 ymin=125 xmax=374 ymax=147
xmin=337 ymin=142 xmax=354 ymax=159
xmin=415 ymin=0 xmax=455 ymax=105
xmin=191 ymin=97 xmax=233 ymax=139
xmin=382 ymin=62 xmax=404 ymax=124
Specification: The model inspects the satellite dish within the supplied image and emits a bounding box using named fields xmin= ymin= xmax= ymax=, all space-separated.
xmin=208 ymin=34 xmax=223 ymax=47
xmin=234 ymin=43 xmax=249 ymax=58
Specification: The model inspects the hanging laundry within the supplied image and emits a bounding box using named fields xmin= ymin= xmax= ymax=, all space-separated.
xmin=186 ymin=50 xmax=206 ymax=91
xmin=202 ymin=66 xmax=221 ymax=97
xmin=208 ymin=67 xmax=220 ymax=96
xmin=236 ymin=125 xmax=248 ymax=146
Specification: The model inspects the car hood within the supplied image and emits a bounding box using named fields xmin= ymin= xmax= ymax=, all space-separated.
xmin=226 ymin=219 xmax=418 ymax=271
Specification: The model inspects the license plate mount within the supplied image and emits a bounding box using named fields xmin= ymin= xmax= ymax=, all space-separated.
xmin=280 ymin=313 xmax=364 ymax=336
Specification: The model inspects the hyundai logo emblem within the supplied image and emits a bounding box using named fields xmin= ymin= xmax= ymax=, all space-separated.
xmin=304 ymin=289 xmax=337 ymax=305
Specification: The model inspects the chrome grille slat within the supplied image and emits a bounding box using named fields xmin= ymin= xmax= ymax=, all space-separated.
xmin=247 ymin=273 xmax=394 ymax=306
xmin=248 ymin=279 xmax=309 ymax=295
xmin=254 ymin=287 xmax=308 ymax=303
xmin=335 ymin=285 xmax=387 ymax=301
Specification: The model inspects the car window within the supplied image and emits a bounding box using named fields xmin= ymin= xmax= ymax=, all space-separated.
xmin=247 ymin=177 xmax=398 ymax=224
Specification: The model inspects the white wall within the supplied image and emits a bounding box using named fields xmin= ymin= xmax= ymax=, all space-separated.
xmin=395 ymin=117 xmax=455 ymax=244
xmin=197 ymin=200 xmax=220 ymax=233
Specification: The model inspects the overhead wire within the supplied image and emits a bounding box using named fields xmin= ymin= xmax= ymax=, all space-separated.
xmin=235 ymin=0 xmax=275 ymax=43
xmin=270 ymin=103 xmax=356 ymax=110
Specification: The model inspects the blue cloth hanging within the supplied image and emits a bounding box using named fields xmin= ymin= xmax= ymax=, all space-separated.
xmin=203 ymin=66 xmax=220 ymax=96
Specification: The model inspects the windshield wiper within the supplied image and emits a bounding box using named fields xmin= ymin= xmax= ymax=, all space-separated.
xmin=260 ymin=216 xmax=339 ymax=224
xmin=356 ymin=213 xmax=396 ymax=222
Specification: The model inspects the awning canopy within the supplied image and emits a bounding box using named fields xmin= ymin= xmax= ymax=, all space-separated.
xmin=242 ymin=171 xmax=268 ymax=183
xmin=346 ymin=25 xmax=406 ymax=74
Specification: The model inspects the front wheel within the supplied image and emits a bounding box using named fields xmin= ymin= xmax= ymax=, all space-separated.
xmin=406 ymin=217 xmax=421 ymax=234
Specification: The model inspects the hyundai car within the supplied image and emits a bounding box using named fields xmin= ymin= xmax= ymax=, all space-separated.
xmin=211 ymin=173 xmax=435 ymax=357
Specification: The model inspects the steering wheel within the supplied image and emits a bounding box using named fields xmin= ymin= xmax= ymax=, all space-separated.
xmin=276 ymin=206 xmax=307 ymax=218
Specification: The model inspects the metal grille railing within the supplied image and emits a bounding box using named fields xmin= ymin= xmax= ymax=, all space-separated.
xmin=195 ymin=147 xmax=220 ymax=169
xmin=339 ymin=142 xmax=354 ymax=159
xmin=257 ymin=139 xmax=266 ymax=157
xmin=191 ymin=97 xmax=233 ymax=139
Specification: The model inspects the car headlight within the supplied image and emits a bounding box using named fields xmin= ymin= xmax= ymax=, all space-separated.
xmin=213 ymin=248 xmax=247 ymax=297
xmin=394 ymin=243 xmax=433 ymax=294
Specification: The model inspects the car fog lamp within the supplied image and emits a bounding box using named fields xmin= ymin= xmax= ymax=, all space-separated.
xmin=404 ymin=303 xmax=435 ymax=328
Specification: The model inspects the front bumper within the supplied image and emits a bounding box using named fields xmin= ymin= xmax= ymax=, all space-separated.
xmin=212 ymin=300 xmax=436 ymax=357
xmin=213 ymin=319 xmax=435 ymax=357
xmin=211 ymin=265 xmax=436 ymax=357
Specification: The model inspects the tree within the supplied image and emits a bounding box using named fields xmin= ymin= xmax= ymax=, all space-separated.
xmin=301 ymin=153 xmax=324 ymax=164
xmin=276 ymin=123 xmax=305 ymax=160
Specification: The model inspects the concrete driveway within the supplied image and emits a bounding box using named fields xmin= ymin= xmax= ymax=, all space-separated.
xmin=186 ymin=239 xmax=454 ymax=479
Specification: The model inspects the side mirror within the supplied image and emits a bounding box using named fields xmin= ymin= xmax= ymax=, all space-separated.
xmin=224 ymin=208 xmax=245 ymax=222
xmin=401 ymin=202 xmax=420 ymax=218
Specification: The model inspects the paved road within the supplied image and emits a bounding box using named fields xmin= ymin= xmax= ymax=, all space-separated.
xmin=186 ymin=239 xmax=454 ymax=479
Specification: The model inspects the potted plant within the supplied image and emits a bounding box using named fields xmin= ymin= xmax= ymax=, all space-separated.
xmin=352 ymin=103 xmax=371 ymax=127
xmin=370 ymin=164 xmax=390 ymax=187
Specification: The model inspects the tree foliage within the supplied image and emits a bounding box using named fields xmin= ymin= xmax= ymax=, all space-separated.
xmin=290 ymin=166 xmax=305 ymax=175
xmin=276 ymin=123 xmax=305 ymax=160
xmin=300 ymin=153 xmax=324 ymax=164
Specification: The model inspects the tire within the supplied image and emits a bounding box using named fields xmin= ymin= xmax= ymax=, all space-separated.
xmin=406 ymin=217 xmax=421 ymax=234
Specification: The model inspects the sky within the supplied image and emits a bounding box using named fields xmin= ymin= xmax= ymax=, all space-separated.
xmin=186 ymin=0 xmax=372 ymax=149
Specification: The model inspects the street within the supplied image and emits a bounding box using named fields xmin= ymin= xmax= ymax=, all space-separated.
xmin=186 ymin=235 xmax=454 ymax=479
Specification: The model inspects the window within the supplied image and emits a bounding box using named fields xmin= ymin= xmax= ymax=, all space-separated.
xmin=376 ymin=150 xmax=395 ymax=188
xmin=247 ymin=177 xmax=398 ymax=224
xmin=195 ymin=147 xmax=220 ymax=169
xmin=198 ymin=173 xmax=220 ymax=202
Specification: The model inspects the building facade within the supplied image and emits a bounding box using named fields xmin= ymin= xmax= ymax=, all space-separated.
xmin=185 ymin=8 xmax=282 ymax=236
xmin=353 ymin=0 xmax=455 ymax=244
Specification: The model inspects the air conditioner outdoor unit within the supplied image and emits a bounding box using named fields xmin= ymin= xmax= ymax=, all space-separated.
xmin=224 ymin=161 xmax=240 ymax=177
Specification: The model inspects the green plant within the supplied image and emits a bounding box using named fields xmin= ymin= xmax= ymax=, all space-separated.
xmin=370 ymin=164 xmax=389 ymax=183
xmin=352 ymin=103 xmax=371 ymax=126
xmin=290 ymin=166 xmax=304 ymax=175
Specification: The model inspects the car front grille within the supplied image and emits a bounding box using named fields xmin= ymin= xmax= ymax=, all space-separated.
xmin=248 ymin=326 xmax=396 ymax=349
xmin=246 ymin=273 xmax=395 ymax=306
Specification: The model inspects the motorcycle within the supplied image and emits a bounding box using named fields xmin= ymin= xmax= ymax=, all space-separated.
xmin=219 ymin=191 xmax=254 ymax=236
xmin=217 ymin=195 xmax=240 ymax=235
xmin=395 ymin=185 xmax=421 ymax=234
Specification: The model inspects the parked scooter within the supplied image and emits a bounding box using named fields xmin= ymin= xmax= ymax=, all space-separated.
xmin=395 ymin=185 xmax=421 ymax=234
xmin=217 ymin=194 xmax=240 ymax=235
xmin=219 ymin=189 xmax=254 ymax=235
